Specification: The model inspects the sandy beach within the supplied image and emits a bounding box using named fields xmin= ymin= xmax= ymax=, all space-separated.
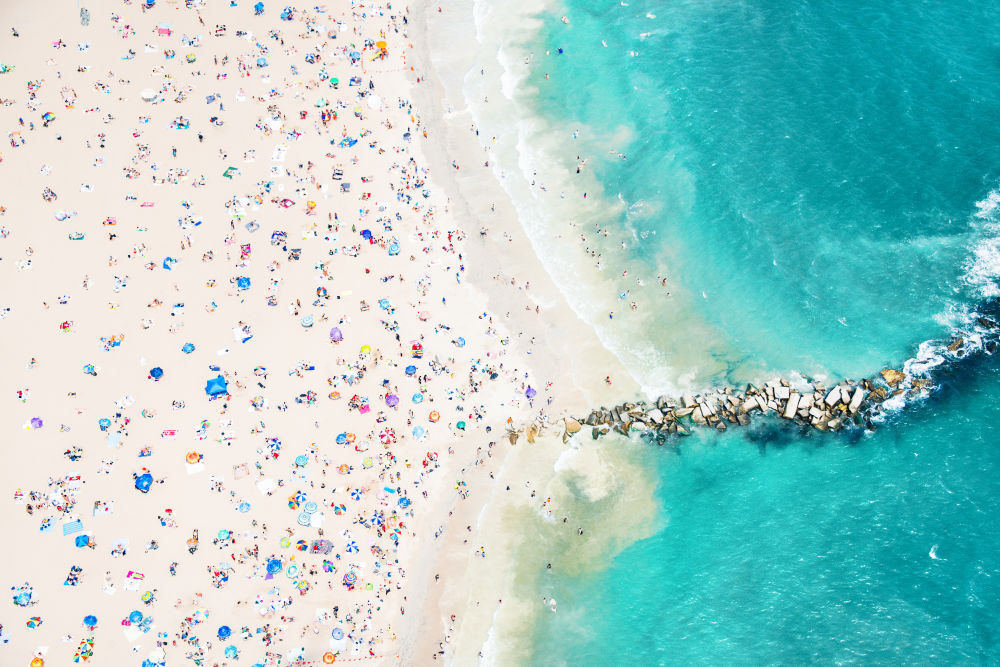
xmin=0 ymin=0 xmax=633 ymax=664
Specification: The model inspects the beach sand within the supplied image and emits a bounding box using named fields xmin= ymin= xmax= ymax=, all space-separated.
xmin=0 ymin=0 xmax=633 ymax=664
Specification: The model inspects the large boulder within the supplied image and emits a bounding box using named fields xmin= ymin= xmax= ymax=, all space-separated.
xmin=880 ymin=369 xmax=906 ymax=387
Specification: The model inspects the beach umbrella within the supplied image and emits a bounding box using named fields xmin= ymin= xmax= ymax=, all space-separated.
xmin=294 ymin=454 xmax=309 ymax=467
xmin=457 ymin=420 xmax=466 ymax=430
xmin=236 ymin=277 xmax=251 ymax=290
xmin=429 ymin=411 xmax=440 ymax=422
xmin=526 ymin=386 xmax=537 ymax=399
xmin=266 ymin=559 xmax=282 ymax=574
xmin=332 ymin=627 xmax=345 ymax=640
xmin=218 ymin=529 xmax=230 ymax=540
xmin=337 ymin=464 xmax=350 ymax=475
xmin=329 ymin=327 xmax=343 ymax=342
xmin=345 ymin=541 xmax=359 ymax=553
xmin=417 ymin=311 xmax=429 ymax=321
xmin=388 ymin=242 xmax=400 ymax=256
xmin=42 ymin=112 xmax=55 ymax=122
xmin=225 ymin=645 xmax=239 ymax=659
xmin=303 ymin=501 xmax=318 ymax=514
xmin=343 ymin=571 xmax=356 ymax=587
xmin=297 ymin=512 xmax=311 ymax=526
xmin=205 ymin=375 xmax=228 ymax=397
xmin=181 ymin=342 xmax=195 ymax=353
xmin=27 ymin=616 xmax=42 ymax=628
xmin=398 ymin=497 xmax=411 ymax=509
xmin=405 ymin=365 xmax=416 ymax=375
xmin=140 ymin=89 xmax=157 ymax=102
xmin=350 ymin=488 xmax=362 ymax=500
xmin=83 ymin=363 xmax=96 ymax=375
xmin=75 ymin=534 xmax=90 ymax=547
xmin=217 ymin=625 xmax=232 ymax=640
xmin=362 ymin=457 xmax=373 ymax=469
xmin=98 ymin=417 xmax=112 ymax=430
xmin=135 ymin=473 xmax=153 ymax=493
xmin=238 ymin=501 xmax=250 ymax=513
xmin=149 ymin=366 xmax=163 ymax=379
xmin=141 ymin=591 xmax=154 ymax=603
xmin=30 ymin=417 xmax=43 ymax=429
xmin=412 ymin=393 xmax=424 ymax=404
xmin=301 ymin=315 xmax=314 ymax=327
xmin=256 ymin=57 xmax=268 ymax=67
xmin=378 ymin=298 xmax=391 ymax=310
xmin=455 ymin=336 xmax=466 ymax=347
xmin=254 ymin=1 xmax=264 ymax=12
xmin=129 ymin=610 xmax=143 ymax=624
xmin=83 ymin=615 xmax=98 ymax=628
xmin=412 ymin=425 xmax=425 ymax=438
xmin=336 ymin=433 xmax=347 ymax=445
xmin=385 ymin=394 xmax=399 ymax=407
xmin=15 ymin=592 xmax=31 ymax=606
xmin=360 ymin=344 xmax=371 ymax=354
xmin=361 ymin=229 xmax=372 ymax=240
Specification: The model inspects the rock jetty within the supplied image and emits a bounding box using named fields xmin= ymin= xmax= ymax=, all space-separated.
xmin=573 ymin=370 xmax=934 ymax=444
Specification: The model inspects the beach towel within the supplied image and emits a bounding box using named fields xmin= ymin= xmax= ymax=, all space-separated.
xmin=63 ymin=519 xmax=84 ymax=535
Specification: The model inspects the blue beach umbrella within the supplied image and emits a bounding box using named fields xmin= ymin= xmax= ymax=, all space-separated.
xmin=405 ymin=365 xmax=416 ymax=375
xmin=135 ymin=473 xmax=154 ymax=493
xmin=225 ymin=645 xmax=239 ymax=659
xmin=388 ymin=242 xmax=400 ymax=256
xmin=181 ymin=342 xmax=195 ymax=353
xmin=336 ymin=433 xmax=347 ymax=445
xmin=332 ymin=627 xmax=345 ymax=640
xmin=301 ymin=315 xmax=314 ymax=327
xmin=412 ymin=425 xmax=425 ymax=438
xmin=378 ymin=298 xmax=391 ymax=310
xmin=149 ymin=366 xmax=163 ymax=379
xmin=398 ymin=497 xmax=411 ymax=508
xmin=83 ymin=615 xmax=98 ymax=628
xmin=455 ymin=337 xmax=465 ymax=347
xmin=218 ymin=625 xmax=232 ymax=639
xmin=236 ymin=276 xmax=251 ymax=290
xmin=412 ymin=393 xmax=423 ymax=403
xmin=297 ymin=512 xmax=311 ymax=526
xmin=303 ymin=501 xmax=318 ymax=513
xmin=266 ymin=559 xmax=282 ymax=574
xmin=205 ymin=375 xmax=228 ymax=396
xmin=98 ymin=417 xmax=112 ymax=430
xmin=238 ymin=502 xmax=251 ymax=513
xmin=526 ymin=386 xmax=537 ymax=399
xmin=75 ymin=534 xmax=91 ymax=547
xmin=294 ymin=454 xmax=309 ymax=467
xmin=129 ymin=610 xmax=144 ymax=623
xmin=361 ymin=229 xmax=372 ymax=240
xmin=350 ymin=488 xmax=362 ymax=500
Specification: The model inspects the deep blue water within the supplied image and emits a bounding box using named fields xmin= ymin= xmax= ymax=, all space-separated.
xmin=512 ymin=0 xmax=1000 ymax=662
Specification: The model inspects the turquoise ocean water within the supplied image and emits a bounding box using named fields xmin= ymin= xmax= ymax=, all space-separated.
xmin=466 ymin=0 xmax=1000 ymax=663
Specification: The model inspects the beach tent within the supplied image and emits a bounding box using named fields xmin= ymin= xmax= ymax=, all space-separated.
xmin=205 ymin=375 xmax=228 ymax=396
xmin=135 ymin=473 xmax=154 ymax=493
